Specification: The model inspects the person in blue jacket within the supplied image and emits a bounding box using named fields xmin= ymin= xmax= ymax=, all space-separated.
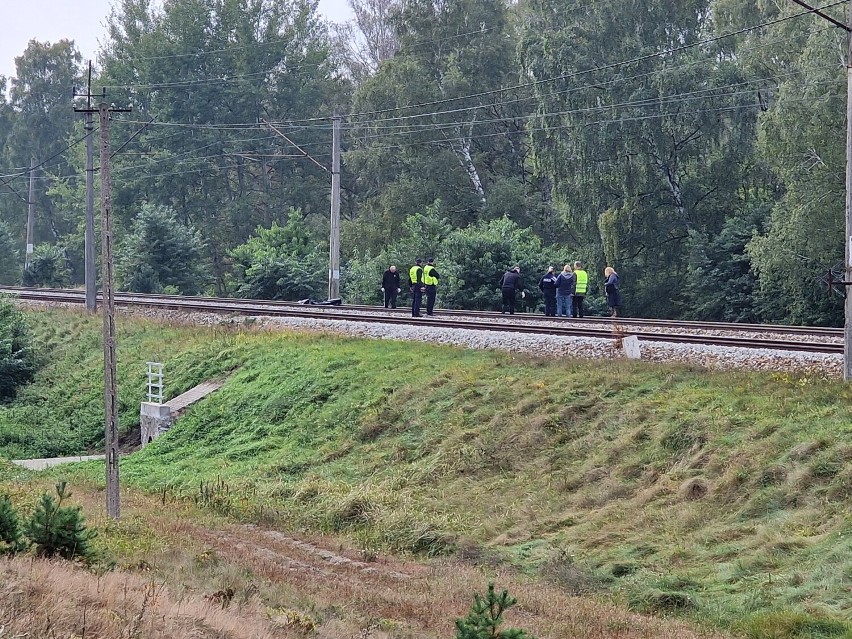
xmin=554 ymin=264 xmax=575 ymax=318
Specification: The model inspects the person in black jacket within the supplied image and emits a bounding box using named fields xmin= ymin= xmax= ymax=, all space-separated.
xmin=604 ymin=266 xmax=622 ymax=317
xmin=381 ymin=265 xmax=401 ymax=308
xmin=500 ymin=265 xmax=525 ymax=314
xmin=538 ymin=265 xmax=558 ymax=316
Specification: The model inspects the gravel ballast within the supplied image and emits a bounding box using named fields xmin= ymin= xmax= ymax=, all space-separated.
xmin=21 ymin=300 xmax=843 ymax=378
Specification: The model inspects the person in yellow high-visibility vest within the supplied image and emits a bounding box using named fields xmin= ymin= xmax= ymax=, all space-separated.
xmin=409 ymin=258 xmax=425 ymax=317
xmin=572 ymin=261 xmax=588 ymax=318
xmin=422 ymin=257 xmax=440 ymax=316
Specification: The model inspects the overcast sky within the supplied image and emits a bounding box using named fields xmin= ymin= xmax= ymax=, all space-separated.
xmin=1 ymin=0 xmax=354 ymax=84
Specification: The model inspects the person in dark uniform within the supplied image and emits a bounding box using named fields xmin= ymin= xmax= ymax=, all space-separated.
xmin=538 ymin=265 xmax=558 ymax=317
xmin=381 ymin=265 xmax=401 ymax=308
xmin=422 ymin=257 xmax=440 ymax=316
xmin=409 ymin=258 xmax=425 ymax=317
xmin=499 ymin=265 xmax=525 ymax=314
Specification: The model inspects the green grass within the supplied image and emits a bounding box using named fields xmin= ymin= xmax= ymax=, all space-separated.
xmin=3 ymin=306 xmax=852 ymax=637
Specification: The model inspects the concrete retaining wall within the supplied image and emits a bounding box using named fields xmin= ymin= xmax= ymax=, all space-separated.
xmin=140 ymin=402 xmax=172 ymax=447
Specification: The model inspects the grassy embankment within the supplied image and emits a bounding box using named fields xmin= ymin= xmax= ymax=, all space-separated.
xmin=1 ymin=307 xmax=852 ymax=638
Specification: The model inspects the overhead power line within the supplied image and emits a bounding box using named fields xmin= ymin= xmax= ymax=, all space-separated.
xmin=343 ymin=0 xmax=847 ymax=121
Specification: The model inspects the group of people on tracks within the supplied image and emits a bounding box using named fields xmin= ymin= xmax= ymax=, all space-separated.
xmin=536 ymin=262 xmax=622 ymax=318
xmin=381 ymin=259 xmax=622 ymax=318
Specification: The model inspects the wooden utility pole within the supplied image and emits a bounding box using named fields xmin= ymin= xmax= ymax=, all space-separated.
xmin=845 ymin=0 xmax=852 ymax=381
xmin=24 ymin=158 xmax=35 ymax=274
xmin=328 ymin=112 xmax=342 ymax=300
xmin=99 ymin=103 xmax=121 ymax=520
xmin=75 ymin=72 xmax=130 ymax=518
xmin=75 ymin=88 xmax=130 ymax=520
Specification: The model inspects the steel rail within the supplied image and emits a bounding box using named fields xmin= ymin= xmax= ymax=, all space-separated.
xmin=0 ymin=285 xmax=840 ymax=336
xmin=5 ymin=287 xmax=841 ymax=355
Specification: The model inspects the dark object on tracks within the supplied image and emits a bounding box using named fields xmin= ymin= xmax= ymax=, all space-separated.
xmin=298 ymin=298 xmax=342 ymax=306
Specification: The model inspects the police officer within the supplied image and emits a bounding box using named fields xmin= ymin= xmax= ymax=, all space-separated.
xmin=409 ymin=258 xmax=425 ymax=317
xmin=500 ymin=265 xmax=525 ymax=314
xmin=422 ymin=257 xmax=440 ymax=316
xmin=538 ymin=265 xmax=558 ymax=317
xmin=572 ymin=260 xmax=588 ymax=318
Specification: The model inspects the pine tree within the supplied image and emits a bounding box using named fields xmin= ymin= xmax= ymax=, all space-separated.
xmin=455 ymin=583 xmax=535 ymax=639
xmin=25 ymin=482 xmax=95 ymax=560
xmin=0 ymin=494 xmax=24 ymax=554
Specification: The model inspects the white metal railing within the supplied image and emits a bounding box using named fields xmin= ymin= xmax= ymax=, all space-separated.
xmin=146 ymin=362 xmax=164 ymax=404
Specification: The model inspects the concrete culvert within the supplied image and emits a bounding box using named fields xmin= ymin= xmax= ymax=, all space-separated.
xmin=679 ymin=477 xmax=709 ymax=500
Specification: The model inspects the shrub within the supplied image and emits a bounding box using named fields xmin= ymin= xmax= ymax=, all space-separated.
xmin=116 ymin=203 xmax=209 ymax=295
xmin=0 ymin=298 xmax=37 ymax=401
xmin=22 ymin=244 xmax=71 ymax=288
xmin=455 ymin=583 xmax=536 ymax=639
xmin=24 ymin=481 xmax=96 ymax=560
xmin=0 ymin=494 xmax=25 ymax=554
xmin=228 ymin=215 xmax=326 ymax=301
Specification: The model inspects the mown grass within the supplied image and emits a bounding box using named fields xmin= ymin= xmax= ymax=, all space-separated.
xmin=2 ymin=306 xmax=852 ymax=637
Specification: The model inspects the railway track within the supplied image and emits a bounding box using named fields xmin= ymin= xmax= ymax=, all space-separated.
xmin=1 ymin=286 xmax=842 ymax=355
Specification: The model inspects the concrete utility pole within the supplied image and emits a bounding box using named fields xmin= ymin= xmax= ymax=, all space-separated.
xmin=790 ymin=0 xmax=852 ymax=382
xmin=73 ymin=62 xmax=98 ymax=312
xmin=84 ymin=63 xmax=96 ymax=312
xmin=259 ymin=116 xmax=338 ymax=299
xmin=328 ymin=112 xmax=342 ymax=300
xmin=24 ymin=158 xmax=35 ymax=275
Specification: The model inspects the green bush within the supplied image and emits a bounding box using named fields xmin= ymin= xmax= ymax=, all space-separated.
xmin=0 ymin=298 xmax=37 ymax=401
xmin=0 ymin=494 xmax=25 ymax=554
xmin=455 ymin=583 xmax=536 ymax=639
xmin=116 ymin=202 xmax=210 ymax=295
xmin=24 ymin=481 xmax=95 ymax=560
xmin=228 ymin=215 xmax=326 ymax=300
xmin=22 ymin=244 xmax=71 ymax=288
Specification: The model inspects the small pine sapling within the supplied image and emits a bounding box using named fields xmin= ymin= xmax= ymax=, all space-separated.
xmin=25 ymin=481 xmax=96 ymax=560
xmin=0 ymin=494 xmax=25 ymax=554
xmin=455 ymin=583 xmax=536 ymax=639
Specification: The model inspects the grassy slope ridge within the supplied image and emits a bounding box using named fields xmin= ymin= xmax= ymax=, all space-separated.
xmin=4 ymin=308 xmax=852 ymax=636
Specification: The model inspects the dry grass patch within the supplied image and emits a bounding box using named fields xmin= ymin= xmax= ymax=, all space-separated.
xmin=0 ymin=556 xmax=282 ymax=639
xmin=0 ymin=480 xmax=735 ymax=639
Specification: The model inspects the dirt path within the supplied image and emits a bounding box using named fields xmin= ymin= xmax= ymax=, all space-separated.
xmin=2 ymin=482 xmax=731 ymax=639
xmin=11 ymin=454 xmax=105 ymax=470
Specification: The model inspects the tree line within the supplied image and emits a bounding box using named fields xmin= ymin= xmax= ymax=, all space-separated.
xmin=0 ymin=0 xmax=845 ymax=325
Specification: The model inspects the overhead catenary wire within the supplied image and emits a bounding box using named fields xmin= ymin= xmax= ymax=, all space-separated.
xmin=125 ymin=23 xmax=499 ymax=63
xmin=49 ymin=93 xmax=841 ymax=184
xmin=106 ymin=7 xmax=843 ymax=133
xmin=0 ymin=1 xmax=841 ymax=185
xmin=339 ymin=68 xmax=837 ymax=135
xmin=0 ymin=128 xmax=100 ymax=180
xmin=342 ymin=0 xmax=848 ymax=121
xmin=114 ymin=70 xmax=837 ymax=154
